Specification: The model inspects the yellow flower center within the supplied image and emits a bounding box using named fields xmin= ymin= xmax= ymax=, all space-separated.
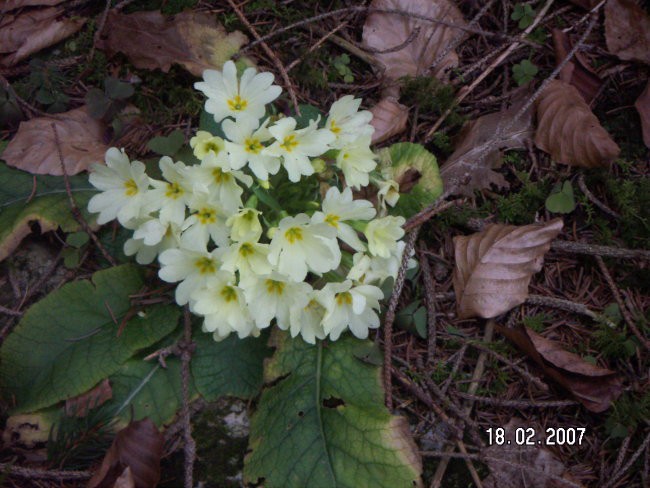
xmin=265 ymin=279 xmax=285 ymax=295
xmin=336 ymin=292 xmax=353 ymax=306
xmin=244 ymin=138 xmax=263 ymax=154
xmin=194 ymin=257 xmax=215 ymax=274
xmin=227 ymin=95 xmax=248 ymax=112
xmin=284 ymin=226 xmax=303 ymax=243
xmin=203 ymin=140 xmax=223 ymax=154
xmin=280 ymin=134 xmax=298 ymax=152
xmin=342 ymin=152 xmax=349 ymax=160
xmin=329 ymin=119 xmax=341 ymax=134
xmin=124 ymin=179 xmax=138 ymax=196
xmin=212 ymin=168 xmax=232 ymax=184
xmin=239 ymin=243 xmax=254 ymax=257
xmin=197 ymin=207 xmax=217 ymax=224
xmin=324 ymin=214 xmax=340 ymax=228
xmin=165 ymin=181 xmax=183 ymax=199
xmin=220 ymin=285 xmax=237 ymax=302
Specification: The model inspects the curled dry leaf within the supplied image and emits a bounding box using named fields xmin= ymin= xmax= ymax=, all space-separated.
xmin=453 ymin=219 xmax=563 ymax=319
xmin=370 ymin=97 xmax=409 ymax=144
xmin=65 ymin=379 xmax=113 ymax=418
xmin=440 ymin=98 xmax=534 ymax=196
xmin=635 ymin=80 xmax=650 ymax=148
xmin=534 ymin=80 xmax=620 ymax=168
xmin=552 ymin=28 xmax=601 ymax=103
xmin=2 ymin=106 xmax=109 ymax=175
xmin=96 ymin=10 xmax=249 ymax=77
xmin=482 ymin=418 xmax=580 ymax=488
xmin=0 ymin=7 xmax=86 ymax=66
xmin=604 ymin=0 xmax=650 ymax=65
xmin=362 ymin=0 xmax=468 ymax=81
xmin=496 ymin=324 xmax=623 ymax=412
xmin=88 ymin=418 xmax=164 ymax=488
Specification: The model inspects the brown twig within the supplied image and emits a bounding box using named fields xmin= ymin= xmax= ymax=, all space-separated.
xmin=0 ymin=464 xmax=91 ymax=480
xmin=286 ymin=22 xmax=348 ymax=73
xmin=577 ymin=172 xmax=621 ymax=219
xmin=604 ymin=430 xmax=650 ymax=488
xmin=51 ymin=123 xmax=117 ymax=267
xmin=89 ymin=0 xmax=112 ymax=62
xmin=418 ymin=244 xmax=437 ymax=362
xmin=454 ymin=392 xmax=578 ymax=408
xmin=180 ymin=307 xmax=196 ymax=488
xmin=596 ymin=256 xmax=650 ymax=350
xmin=403 ymin=197 xmax=460 ymax=232
xmin=226 ymin=0 xmax=300 ymax=115
xmin=0 ymin=304 xmax=22 ymax=317
xmin=551 ymin=240 xmax=650 ymax=260
xmin=526 ymin=294 xmax=617 ymax=328
xmin=383 ymin=228 xmax=420 ymax=409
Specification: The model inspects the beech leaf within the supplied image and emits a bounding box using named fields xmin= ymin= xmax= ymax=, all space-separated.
xmin=452 ymin=219 xmax=563 ymax=319
xmin=534 ymin=80 xmax=620 ymax=168
xmin=1 ymin=0 xmax=66 ymax=9
xmin=604 ymin=0 xmax=650 ymax=65
xmin=552 ymin=28 xmax=602 ymax=103
xmin=362 ymin=0 xmax=468 ymax=81
xmin=440 ymin=99 xmax=534 ymax=196
xmin=0 ymin=8 xmax=86 ymax=66
xmin=65 ymin=379 xmax=113 ymax=418
xmin=370 ymin=97 xmax=409 ymax=144
xmin=96 ymin=10 xmax=250 ymax=77
xmin=87 ymin=418 xmax=164 ymax=488
xmin=496 ymin=324 xmax=623 ymax=412
xmin=635 ymin=80 xmax=650 ymax=148
xmin=2 ymin=106 xmax=110 ymax=175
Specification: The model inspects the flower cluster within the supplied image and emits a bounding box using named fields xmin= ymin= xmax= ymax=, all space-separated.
xmin=87 ymin=60 xmax=411 ymax=344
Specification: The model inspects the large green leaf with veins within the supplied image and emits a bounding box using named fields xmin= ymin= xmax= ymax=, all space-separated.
xmin=244 ymin=333 xmax=422 ymax=488
xmin=0 ymin=160 xmax=97 ymax=262
xmin=0 ymin=265 xmax=180 ymax=413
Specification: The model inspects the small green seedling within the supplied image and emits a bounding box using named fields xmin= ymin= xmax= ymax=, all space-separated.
xmin=545 ymin=180 xmax=576 ymax=214
xmin=332 ymin=54 xmax=354 ymax=83
xmin=511 ymin=3 xmax=536 ymax=29
xmin=85 ymin=77 xmax=135 ymax=122
xmin=512 ymin=59 xmax=539 ymax=86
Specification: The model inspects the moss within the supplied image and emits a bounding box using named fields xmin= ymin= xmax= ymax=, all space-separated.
xmin=123 ymin=0 xmax=199 ymax=14
xmin=492 ymin=171 xmax=551 ymax=224
xmin=400 ymin=76 xmax=466 ymax=130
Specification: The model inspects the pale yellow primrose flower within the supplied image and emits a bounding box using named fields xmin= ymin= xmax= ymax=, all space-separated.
xmin=288 ymin=289 xmax=326 ymax=344
xmin=377 ymin=178 xmax=400 ymax=209
xmin=241 ymin=272 xmax=312 ymax=330
xmin=325 ymin=95 xmax=374 ymax=149
xmin=311 ymin=186 xmax=375 ymax=252
xmin=347 ymin=241 xmax=415 ymax=285
xmin=158 ymin=246 xmax=227 ymax=306
xmin=319 ymin=280 xmax=383 ymax=340
xmin=263 ymin=117 xmax=335 ymax=183
xmin=194 ymin=60 xmax=282 ymax=123
xmin=190 ymin=131 xmax=226 ymax=160
xmin=364 ymin=215 xmax=406 ymax=258
xmin=335 ymin=135 xmax=377 ymax=189
xmin=221 ymin=240 xmax=273 ymax=278
xmin=88 ymin=148 xmax=152 ymax=225
xmin=268 ymin=214 xmax=341 ymax=282
xmin=182 ymin=193 xmax=230 ymax=248
xmin=222 ymin=116 xmax=280 ymax=179
xmin=124 ymin=219 xmax=181 ymax=265
xmin=226 ymin=208 xmax=263 ymax=242
xmin=146 ymin=157 xmax=192 ymax=226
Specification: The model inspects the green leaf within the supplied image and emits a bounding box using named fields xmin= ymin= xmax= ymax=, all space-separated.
xmin=244 ymin=333 xmax=422 ymax=488
xmin=378 ymin=142 xmax=443 ymax=218
xmin=199 ymin=109 xmax=226 ymax=139
xmin=0 ymin=265 xmax=180 ymax=413
xmin=66 ymin=231 xmax=89 ymax=248
xmin=85 ymin=88 xmax=112 ymax=119
xmin=110 ymin=357 xmax=193 ymax=427
xmin=545 ymin=180 xmax=575 ymax=214
xmin=0 ymin=162 xmax=97 ymax=262
xmin=104 ymin=77 xmax=135 ymax=100
xmin=293 ymin=104 xmax=322 ymax=129
xmin=192 ymin=329 xmax=270 ymax=400
xmin=512 ymin=60 xmax=538 ymax=86
xmin=147 ymin=129 xmax=185 ymax=157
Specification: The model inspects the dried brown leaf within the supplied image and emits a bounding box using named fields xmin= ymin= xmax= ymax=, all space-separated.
xmin=1 ymin=0 xmax=66 ymax=10
xmin=96 ymin=10 xmax=249 ymax=77
xmin=370 ymin=97 xmax=409 ymax=144
xmin=552 ymin=29 xmax=601 ymax=103
xmin=453 ymin=219 xmax=563 ymax=319
xmin=362 ymin=0 xmax=468 ymax=81
xmin=534 ymin=80 xmax=620 ymax=168
xmin=635 ymin=80 xmax=650 ymax=148
xmin=605 ymin=0 xmax=650 ymax=65
xmin=439 ymin=98 xmax=534 ymax=196
xmin=65 ymin=379 xmax=113 ymax=418
xmin=0 ymin=7 xmax=86 ymax=66
xmin=3 ymin=106 xmax=109 ymax=175
xmin=567 ymin=0 xmax=600 ymax=9
xmin=482 ymin=418 xmax=579 ymax=488
xmin=496 ymin=325 xmax=623 ymax=412
xmin=88 ymin=418 xmax=164 ymax=488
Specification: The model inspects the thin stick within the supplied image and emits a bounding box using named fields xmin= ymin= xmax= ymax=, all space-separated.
xmin=404 ymin=197 xmax=460 ymax=231
xmin=526 ymin=294 xmax=616 ymax=328
xmin=577 ymin=173 xmax=620 ymax=219
xmin=180 ymin=308 xmax=196 ymax=488
xmin=286 ymin=22 xmax=348 ymax=72
xmin=89 ymin=0 xmax=112 ymax=62
xmin=454 ymin=392 xmax=577 ymax=408
xmin=551 ymin=240 xmax=650 ymax=260
xmin=226 ymin=0 xmax=300 ymax=115
xmin=0 ymin=304 xmax=22 ymax=317
xmin=0 ymin=464 xmax=91 ymax=480
xmin=596 ymin=256 xmax=649 ymax=350
xmin=604 ymin=431 xmax=650 ymax=488
xmin=383 ymin=228 xmax=420 ymax=409
xmin=51 ymin=124 xmax=117 ymax=267
xmin=425 ymin=0 xmax=556 ymax=139
xmin=418 ymin=244 xmax=437 ymax=361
